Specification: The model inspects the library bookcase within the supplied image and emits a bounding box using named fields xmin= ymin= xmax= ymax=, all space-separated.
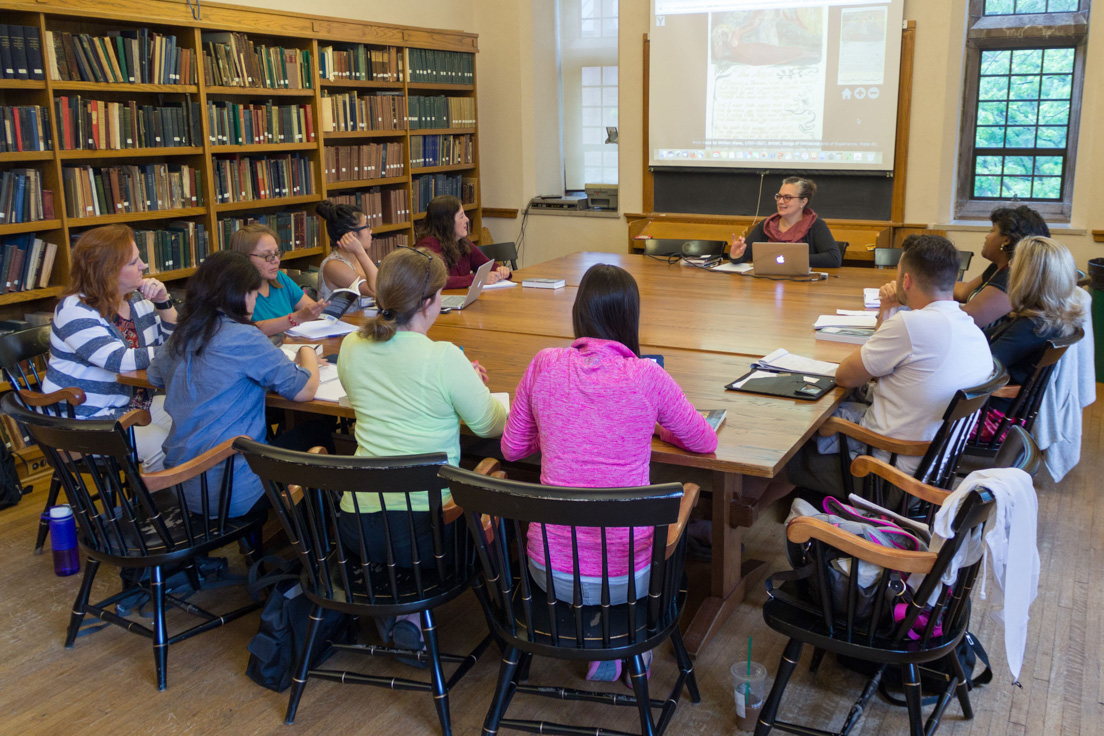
xmin=0 ymin=0 xmax=482 ymax=322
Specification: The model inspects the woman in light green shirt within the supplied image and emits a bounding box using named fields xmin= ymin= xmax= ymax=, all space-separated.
xmin=336 ymin=246 xmax=506 ymax=661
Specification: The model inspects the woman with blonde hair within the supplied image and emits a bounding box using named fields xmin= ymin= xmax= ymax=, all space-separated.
xmin=229 ymin=224 xmax=327 ymax=336
xmin=980 ymin=236 xmax=1085 ymax=438
xmin=43 ymin=224 xmax=176 ymax=470
xmin=337 ymin=246 xmax=507 ymax=660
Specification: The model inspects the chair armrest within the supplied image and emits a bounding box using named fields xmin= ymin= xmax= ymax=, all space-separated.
xmin=666 ymin=483 xmax=701 ymax=559
xmin=817 ymin=416 xmax=930 ymax=457
xmin=140 ymin=436 xmax=246 ymax=492
xmin=992 ymin=384 xmax=1020 ymax=400
xmin=118 ymin=408 xmax=151 ymax=431
xmin=849 ymin=455 xmax=950 ymax=507
xmin=444 ymin=457 xmax=506 ymax=531
xmin=18 ymin=387 xmax=86 ymax=408
xmin=786 ymin=516 xmax=937 ymax=575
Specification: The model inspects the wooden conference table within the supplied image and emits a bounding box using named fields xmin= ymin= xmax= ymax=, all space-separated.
xmin=122 ymin=252 xmax=890 ymax=655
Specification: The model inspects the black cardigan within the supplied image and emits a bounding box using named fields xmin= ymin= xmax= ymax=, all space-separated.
xmin=731 ymin=217 xmax=842 ymax=268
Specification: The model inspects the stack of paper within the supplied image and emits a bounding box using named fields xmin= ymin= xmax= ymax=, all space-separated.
xmin=813 ymin=314 xmax=877 ymax=330
xmin=286 ymin=319 xmax=358 ymax=339
xmin=491 ymin=392 xmax=510 ymax=413
xmin=864 ymin=288 xmax=880 ymax=308
xmin=482 ymin=280 xmax=518 ymax=291
xmin=752 ymin=348 xmax=838 ymax=377
xmin=313 ymin=380 xmax=347 ymax=403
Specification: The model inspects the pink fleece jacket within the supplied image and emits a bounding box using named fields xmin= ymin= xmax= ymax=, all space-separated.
xmin=501 ymin=337 xmax=718 ymax=577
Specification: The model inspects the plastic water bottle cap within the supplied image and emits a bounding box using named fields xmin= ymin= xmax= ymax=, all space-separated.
xmin=49 ymin=505 xmax=73 ymax=519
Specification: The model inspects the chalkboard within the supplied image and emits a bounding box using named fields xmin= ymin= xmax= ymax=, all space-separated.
xmin=652 ymin=169 xmax=895 ymax=221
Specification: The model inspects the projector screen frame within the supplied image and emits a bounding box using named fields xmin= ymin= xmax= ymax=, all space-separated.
xmin=641 ymin=19 xmax=916 ymax=223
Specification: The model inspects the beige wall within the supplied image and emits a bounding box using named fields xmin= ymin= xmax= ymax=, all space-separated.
xmin=218 ymin=0 xmax=1103 ymax=273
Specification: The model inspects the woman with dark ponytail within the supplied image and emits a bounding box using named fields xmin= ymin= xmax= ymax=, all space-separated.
xmin=415 ymin=194 xmax=511 ymax=289
xmin=148 ymin=251 xmax=320 ymax=516
xmin=337 ymin=246 xmax=507 ymax=658
xmin=316 ymin=199 xmax=378 ymax=303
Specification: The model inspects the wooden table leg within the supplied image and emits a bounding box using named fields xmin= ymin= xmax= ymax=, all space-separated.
xmin=683 ymin=471 xmax=770 ymax=656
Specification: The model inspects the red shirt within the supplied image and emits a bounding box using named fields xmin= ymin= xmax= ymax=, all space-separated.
xmin=416 ymin=235 xmax=495 ymax=290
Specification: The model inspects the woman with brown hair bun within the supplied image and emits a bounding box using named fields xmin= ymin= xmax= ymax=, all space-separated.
xmin=415 ymin=194 xmax=511 ymax=289
xmin=229 ymin=223 xmax=327 ymax=336
xmin=729 ymin=176 xmax=842 ymax=268
xmin=43 ymin=224 xmax=176 ymax=470
xmin=337 ymin=246 xmax=507 ymax=660
xmin=316 ymin=199 xmax=378 ymax=303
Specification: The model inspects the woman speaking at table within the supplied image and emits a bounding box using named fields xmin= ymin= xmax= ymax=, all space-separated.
xmin=43 ymin=224 xmax=176 ymax=471
xmin=729 ymin=176 xmax=842 ymax=268
xmin=415 ymin=195 xmax=511 ymax=289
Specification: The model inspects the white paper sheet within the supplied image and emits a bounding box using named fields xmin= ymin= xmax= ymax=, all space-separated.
xmin=863 ymin=288 xmax=881 ymax=308
xmin=753 ymin=348 xmax=838 ymax=377
xmin=814 ymin=314 xmax=877 ymax=330
xmin=482 ymin=280 xmax=518 ymax=290
xmin=708 ymin=261 xmax=753 ymax=274
xmin=286 ymin=320 xmax=358 ymax=339
xmin=313 ymin=380 xmax=348 ymax=403
xmin=491 ymin=392 xmax=510 ymax=413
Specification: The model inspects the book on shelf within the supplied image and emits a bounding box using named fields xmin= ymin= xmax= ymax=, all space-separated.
xmin=131 ymin=222 xmax=208 ymax=273
xmin=0 ymin=169 xmax=47 ymax=224
xmin=368 ymin=232 xmax=408 ymax=263
xmin=329 ymin=190 xmax=409 ymax=227
xmin=522 ymin=278 xmax=565 ymax=289
xmin=410 ymin=133 xmax=474 ymax=169
xmin=319 ymin=44 xmax=403 ymax=83
xmin=211 ymin=153 xmax=314 ymax=204
xmin=0 ymin=25 xmax=47 ymax=81
xmin=206 ymin=101 xmax=315 ymax=146
xmin=407 ymin=95 xmax=476 ymax=130
xmin=0 ymin=105 xmax=52 ymax=152
xmin=412 ymin=172 xmax=468 ymax=213
xmin=62 ymin=163 xmax=202 ymax=218
xmin=320 ymin=91 xmax=407 ymax=133
xmin=217 ymin=211 xmax=319 ymax=252
xmin=324 ymin=142 xmax=404 ymax=182
xmin=200 ymin=31 xmax=312 ymax=90
xmin=698 ymin=409 xmax=727 ymax=433
xmin=815 ymin=326 xmax=875 ymax=345
xmin=0 ymin=233 xmax=57 ymax=292
xmin=46 ymin=29 xmax=194 ymax=85
xmin=54 ymin=97 xmax=201 ymax=151
xmin=406 ymin=48 xmax=474 ymax=85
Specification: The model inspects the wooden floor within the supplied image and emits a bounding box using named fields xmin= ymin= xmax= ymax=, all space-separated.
xmin=1 ymin=395 xmax=1101 ymax=735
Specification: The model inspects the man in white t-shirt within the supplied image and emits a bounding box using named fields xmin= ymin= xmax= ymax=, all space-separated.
xmin=786 ymin=234 xmax=993 ymax=495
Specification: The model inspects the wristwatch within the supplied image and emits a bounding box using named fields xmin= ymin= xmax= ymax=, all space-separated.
xmin=153 ymin=298 xmax=174 ymax=310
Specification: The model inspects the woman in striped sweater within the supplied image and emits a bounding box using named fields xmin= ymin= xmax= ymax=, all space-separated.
xmin=43 ymin=225 xmax=176 ymax=471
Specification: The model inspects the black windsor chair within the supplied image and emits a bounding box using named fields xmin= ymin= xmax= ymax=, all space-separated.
xmin=233 ymin=439 xmax=496 ymax=735
xmin=755 ymin=456 xmax=1001 ymax=736
xmin=873 ymin=248 xmax=972 ymax=281
xmin=1 ymin=392 xmax=266 ymax=690
xmin=477 ymin=241 xmax=520 ymax=270
xmin=642 ymin=238 xmax=726 ymax=258
xmin=439 ymin=464 xmax=702 ymax=736
xmin=0 ymin=325 xmax=68 ymax=550
xmin=817 ymin=360 xmax=1007 ymax=521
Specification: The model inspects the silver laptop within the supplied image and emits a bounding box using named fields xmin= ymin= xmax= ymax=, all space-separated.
xmin=441 ymin=259 xmax=494 ymax=310
xmin=752 ymin=242 xmax=810 ymax=277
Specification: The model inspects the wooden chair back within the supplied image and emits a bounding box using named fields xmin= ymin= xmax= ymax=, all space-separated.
xmin=234 ymin=439 xmax=474 ymax=614
xmin=0 ymin=325 xmax=52 ymax=393
xmin=439 ymin=464 xmax=687 ymax=656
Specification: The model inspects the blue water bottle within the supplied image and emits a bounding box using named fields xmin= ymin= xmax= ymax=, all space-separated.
xmin=49 ymin=505 xmax=80 ymax=577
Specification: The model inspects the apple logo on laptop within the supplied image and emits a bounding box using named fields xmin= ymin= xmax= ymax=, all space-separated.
xmin=775 ymin=254 xmax=786 ymax=265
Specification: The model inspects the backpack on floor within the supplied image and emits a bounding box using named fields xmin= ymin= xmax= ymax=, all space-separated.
xmin=244 ymin=555 xmax=358 ymax=692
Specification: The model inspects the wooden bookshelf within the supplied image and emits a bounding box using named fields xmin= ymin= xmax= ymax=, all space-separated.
xmin=0 ymin=0 xmax=481 ymax=321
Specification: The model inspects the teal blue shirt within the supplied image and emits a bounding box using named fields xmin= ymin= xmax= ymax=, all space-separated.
xmin=251 ymin=271 xmax=304 ymax=323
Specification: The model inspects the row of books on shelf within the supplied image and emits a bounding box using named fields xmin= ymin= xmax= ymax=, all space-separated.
xmin=216 ymin=211 xmax=319 ymax=252
xmin=320 ymin=92 xmax=406 ymax=133
xmin=0 ymin=233 xmax=57 ymax=292
xmin=324 ymin=143 xmax=404 ymax=183
xmin=0 ymin=169 xmax=52 ymax=224
xmin=406 ymin=48 xmax=474 ymax=85
xmin=46 ymin=29 xmax=195 ymax=85
xmin=133 ymin=222 xmax=209 ymax=274
xmin=411 ymin=173 xmax=475 ymax=213
xmin=212 ymin=153 xmax=314 ymax=204
xmin=368 ymin=231 xmax=409 ymax=263
xmin=0 ymin=105 xmax=50 ymax=152
xmin=409 ymin=96 xmax=475 ymax=130
xmin=55 ymin=97 xmax=202 ymax=151
xmin=351 ymin=187 xmax=409 ymax=228
xmin=207 ymin=101 xmax=315 ymax=146
xmin=319 ymin=45 xmax=402 ymax=83
xmin=62 ymin=164 xmax=202 ymax=218
xmin=201 ymin=32 xmax=312 ymax=90
xmin=410 ymin=134 xmax=473 ymax=169
xmin=0 ymin=25 xmax=45 ymax=80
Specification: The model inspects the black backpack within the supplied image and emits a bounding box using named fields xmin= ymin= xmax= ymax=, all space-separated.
xmin=0 ymin=440 xmax=30 ymax=510
xmin=245 ymin=555 xmax=358 ymax=692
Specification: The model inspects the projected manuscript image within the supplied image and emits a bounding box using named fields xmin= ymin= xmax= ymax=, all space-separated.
xmin=706 ymin=9 xmax=827 ymax=144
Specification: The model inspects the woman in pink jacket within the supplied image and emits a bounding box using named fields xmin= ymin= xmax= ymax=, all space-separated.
xmin=502 ymin=263 xmax=717 ymax=682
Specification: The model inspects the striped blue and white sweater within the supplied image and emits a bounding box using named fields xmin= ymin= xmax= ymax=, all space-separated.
xmin=43 ymin=294 xmax=173 ymax=419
